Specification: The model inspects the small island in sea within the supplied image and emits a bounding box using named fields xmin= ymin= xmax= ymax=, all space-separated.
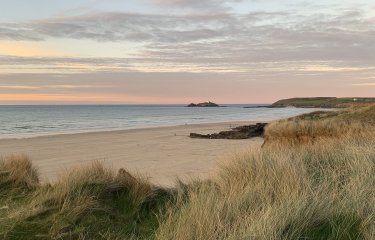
xmin=1 ymin=100 xmax=375 ymax=239
xmin=1 ymin=0 xmax=374 ymax=237
xmin=187 ymin=101 xmax=219 ymax=107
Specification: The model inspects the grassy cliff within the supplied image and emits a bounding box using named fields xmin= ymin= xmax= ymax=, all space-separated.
xmin=271 ymin=97 xmax=375 ymax=108
xmin=2 ymin=105 xmax=375 ymax=239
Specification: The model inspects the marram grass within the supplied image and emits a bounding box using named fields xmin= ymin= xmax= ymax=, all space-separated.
xmin=1 ymin=105 xmax=375 ymax=239
xmin=0 ymin=157 xmax=175 ymax=239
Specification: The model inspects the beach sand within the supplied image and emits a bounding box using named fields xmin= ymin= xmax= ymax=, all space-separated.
xmin=0 ymin=121 xmax=263 ymax=186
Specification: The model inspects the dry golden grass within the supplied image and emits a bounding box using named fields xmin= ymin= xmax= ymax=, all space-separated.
xmin=0 ymin=154 xmax=39 ymax=188
xmin=2 ymin=105 xmax=375 ymax=239
xmin=0 ymin=158 xmax=174 ymax=239
xmin=264 ymin=104 xmax=375 ymax=146
xmin=156 ymin=105 xmax=375 ymax=239
xmin=156 ymin=133 xmax=375 ymax=239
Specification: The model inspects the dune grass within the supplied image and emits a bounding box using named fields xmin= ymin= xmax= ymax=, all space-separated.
xmin=1 ymin=105 xmax=375 ymax=239
xmin=0 ymin=157 xmax=175 ymax=239
xmin=156 ymin=105 xmax=375 ymax=239
xmin=264 ymin=104 xmax=375 ymax=145
xmin=156 ymin=134 xmax=375 ymax=239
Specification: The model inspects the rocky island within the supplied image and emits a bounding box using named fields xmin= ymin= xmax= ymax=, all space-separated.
xmin=187 ymin=101 xmax=219 ymax=107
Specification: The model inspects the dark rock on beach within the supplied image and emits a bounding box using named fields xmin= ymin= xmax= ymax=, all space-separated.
xmin=190 ymin=123 xmax=267 ymax=139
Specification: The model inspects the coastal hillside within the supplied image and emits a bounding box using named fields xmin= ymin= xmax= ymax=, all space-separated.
xmin=271 ymin=97 xmax=375 ymax=108
xmin=1 ymin=105 xmax=375 ymax=239
xmin=264 ymin=104 xmax=375 ymax=145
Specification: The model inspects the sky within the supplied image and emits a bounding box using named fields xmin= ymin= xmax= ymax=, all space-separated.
xmin=0 ymin=0 xmax=374 ymax=104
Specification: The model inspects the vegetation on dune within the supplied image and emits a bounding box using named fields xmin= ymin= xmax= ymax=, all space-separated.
xmin=2 ymin=105 xmax=375 ymax=239
xmin=271 ymin=97 xmax=375 ymax=108
xmin=157 ymin=135 xmax=375 ymax=239
xmin=0 ymin=156 xmax=175 ymax=239
xmin=157 ymin=105 xmax=375 ymax=238
xmin=264 ymin=104 xmax=375 ymax=145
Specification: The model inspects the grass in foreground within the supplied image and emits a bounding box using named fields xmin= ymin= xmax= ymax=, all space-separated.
xmin=157 ymin=133 xmax=375 ymax=239
xmin=0 ymin=156 xmax=175 ymax=239
xmin=1 ymin=105 xmax=375 ymax=239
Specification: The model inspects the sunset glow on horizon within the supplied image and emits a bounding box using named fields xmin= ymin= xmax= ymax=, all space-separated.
xmin=1 ymin=0 xmax=375 ymax=104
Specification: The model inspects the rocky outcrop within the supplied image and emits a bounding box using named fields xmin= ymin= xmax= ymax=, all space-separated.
xmin=187 ymin=101 xmax=219 ymax=107
xmin=190 ymin=123 xmax=267 ymax=139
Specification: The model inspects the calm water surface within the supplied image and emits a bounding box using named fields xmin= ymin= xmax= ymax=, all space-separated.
xmin=0 ymin=105 xmax=323 ymax=139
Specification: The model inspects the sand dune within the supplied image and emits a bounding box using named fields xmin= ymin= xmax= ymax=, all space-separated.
xmin=0 ymin=122 xmax=263 ymax=186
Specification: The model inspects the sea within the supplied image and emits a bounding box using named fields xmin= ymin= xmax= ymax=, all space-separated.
xmin=0 ymin=105 xmax=323 ymax=139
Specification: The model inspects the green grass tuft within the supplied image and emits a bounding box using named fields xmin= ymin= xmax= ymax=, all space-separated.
xmin=2 ymin=105 xmax=375 ymax=239
xmin=0 ymin=160 xmax=175 ymax=239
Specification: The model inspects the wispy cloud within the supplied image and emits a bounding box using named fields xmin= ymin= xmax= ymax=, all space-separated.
xmin=1 ymin=70 xmax=374 ymax=104
xmin=1 ymin=9 xmax=374 ymax=68
xmin=351 ymin=83 xmax=375 ymax=86
xmin=0 ymin=83 xmax=98 ymax=90
xmin=151 ymin=0 xmax=243 ymax=10
xmin=0 ymin=1 xmax=374 ymax=103
xmin=0 ymin=85 xmax=40 ymax=89
xmin=0 ymin=12 xmax=233 ymax=42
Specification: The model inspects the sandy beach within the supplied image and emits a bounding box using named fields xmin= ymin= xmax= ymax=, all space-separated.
xmin=0 ymin=121 xmax=263 ymax=186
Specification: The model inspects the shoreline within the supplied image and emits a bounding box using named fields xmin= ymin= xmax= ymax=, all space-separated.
xmin=0 ymin=120 xmax=268 ymax=141
xmin=0 ymin=121 xmax=264 ymax=186
xmin=0 ymin=106 xmax=326 ymax=140
xmin=0 ymin=119 xmax=261 ymax=140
